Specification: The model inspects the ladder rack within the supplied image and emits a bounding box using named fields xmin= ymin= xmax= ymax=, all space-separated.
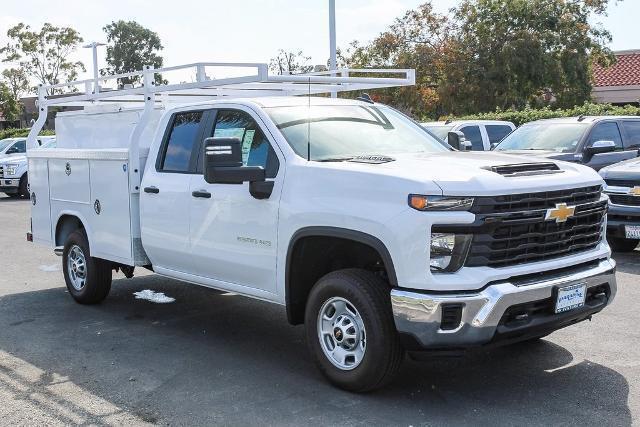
xmin=36 ymin=62 xmax=415 ymax=107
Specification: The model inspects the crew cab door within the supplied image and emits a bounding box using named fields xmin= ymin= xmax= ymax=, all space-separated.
xmin=188 ymin=106 xmax=283 ymax=295
xmin=140 ymin=110 xmax=207 ymax=272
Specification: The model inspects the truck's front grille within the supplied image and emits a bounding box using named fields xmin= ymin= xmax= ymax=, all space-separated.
xmin=609 ymin=194 xmax=640 ymax=206
xmin=464 ymin=186 xmax=606 ymax=268
xmin=605 ymin=178 xmax=639 ymax=188
xmin=471 ymin=185 xmax=601 ymax=214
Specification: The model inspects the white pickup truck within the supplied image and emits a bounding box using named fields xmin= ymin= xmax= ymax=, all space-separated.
xmin=27 ymin=63 xmax=617 ymax=392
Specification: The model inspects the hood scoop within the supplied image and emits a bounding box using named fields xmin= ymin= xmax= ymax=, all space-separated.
xmin=348 ymin=155 xmax=395 ymax=164
xmin=485 ymin=162 xmax=562 ymax=177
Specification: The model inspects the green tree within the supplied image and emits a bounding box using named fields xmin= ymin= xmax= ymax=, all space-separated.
xmin=2 ymin=68 xmax=30 ymax=99
xmin=343 ymin=0 xmax=617 ymax=117
xmin=440 ymin=0 xmax=615 ymax=114
xmin=0 ymin=82 xmax=20 ymax=122
xmin=269 ymin=49 xmax=313 ymax=75
xmin=343 ymin=2 xmax=450 ymax=117
xmin=0 ymin=68 xmax=29 ymax=120
xmin=0 ymin=23 xmax=85 ymax=95
xmin=102 ymin=20 xmax=165 ymax=86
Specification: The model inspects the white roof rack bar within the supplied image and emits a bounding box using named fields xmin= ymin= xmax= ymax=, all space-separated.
xmin=35 ymin=62 xmax=415 ymax=107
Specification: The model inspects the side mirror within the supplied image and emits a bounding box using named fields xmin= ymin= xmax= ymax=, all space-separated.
xmin=584 ymin=140 xmax=616 ymax=161
xmin=447 ymin=131 xmax=471 ymax=151
xmin=203 ymin=137 xmax=265 ymax=184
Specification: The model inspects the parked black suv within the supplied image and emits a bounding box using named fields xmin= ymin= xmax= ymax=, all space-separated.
xmin=494 ymin=116 xmax=640 ymax=170
xmin=599 ymin=157 xmax=640 ymax=252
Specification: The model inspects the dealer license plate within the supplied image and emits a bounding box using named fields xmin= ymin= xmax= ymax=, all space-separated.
xmin=555 ymin=283 xmax=587 ymax=314
xmin=625 ymin=225 xmax=640 ymax=240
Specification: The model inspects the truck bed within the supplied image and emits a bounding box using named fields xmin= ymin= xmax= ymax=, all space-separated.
xmin=28 ymin=148 xmax=149 ymax=266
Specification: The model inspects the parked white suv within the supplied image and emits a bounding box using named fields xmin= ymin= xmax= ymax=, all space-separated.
xmin=422 ymin=120 xmax=515 ymax=150
xmin=0 ymin=137 xmax=55 ymax=198
xmin=27 ymin=64 xmax=616 ymax=392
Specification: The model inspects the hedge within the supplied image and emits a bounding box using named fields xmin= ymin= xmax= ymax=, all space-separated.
xmin=442 ymin=103 xmax=640 ymax=127
xmin=0 ymin=128 xmax=55 ymax=140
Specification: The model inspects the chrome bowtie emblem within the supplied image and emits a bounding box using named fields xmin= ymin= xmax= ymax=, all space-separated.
xmin=65 ymin=162 xmax=71 ymax=176
xmin=631 ymin=186 xmax=640 ymax=196
xmin=545 ymin=202 xmax=575 ymax=223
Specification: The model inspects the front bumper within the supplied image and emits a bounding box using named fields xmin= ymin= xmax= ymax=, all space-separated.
xmin=0 ymin=179 xmax=19 ymax=193
xmin=390 ymin=258 xmax=616 ymax=350
xmin=607 ymin=203 xmax=640 ymax=238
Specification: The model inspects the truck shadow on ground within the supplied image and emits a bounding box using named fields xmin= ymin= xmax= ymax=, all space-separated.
xmin=0 ymin=275 xmax=632 ymax=426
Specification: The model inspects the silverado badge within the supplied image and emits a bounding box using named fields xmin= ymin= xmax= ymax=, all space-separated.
xmin=545 ymin=203 xmax=575 ymax=223
xmin=631 ymin=186 xmax=640 ymax=196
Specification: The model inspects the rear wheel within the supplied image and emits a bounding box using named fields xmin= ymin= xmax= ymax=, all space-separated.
xmin=18 ymin=174 xmax=29 ymax=198
xmin=62 ymin=229 xmax=112 ymax=304
xmin=608 ymin=236 xmax=639 ymax=252
xmin=304 ymin=269 xmax=403 ymax=392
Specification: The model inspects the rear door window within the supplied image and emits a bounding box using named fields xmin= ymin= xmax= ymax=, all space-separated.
xmin=587 ymin=122 xmax=623 ymax=150
xmin=459 ymin=125 xmax=484 ymax=150
xmin=158 ymin=111 xmax=204 ymax=172
xmin=485 ymin=125 xmax=512 ymax=144
xmin=621 ymin=120 xmax=640 ymax=149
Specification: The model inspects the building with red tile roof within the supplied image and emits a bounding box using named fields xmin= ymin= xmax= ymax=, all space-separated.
xmin=592 ymin=50 xmax=640 ymax=105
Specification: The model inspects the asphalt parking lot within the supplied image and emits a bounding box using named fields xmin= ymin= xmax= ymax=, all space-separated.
xmin=0 ymin=195 xmax=638 ymax=426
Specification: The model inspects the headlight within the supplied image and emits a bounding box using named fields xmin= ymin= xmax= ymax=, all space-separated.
xmin=5 ymin=164 xmax=19 ymax=176
xmin=430 ymin=233 xmax=472 ymax=273
xmin=409 ymin=195 xmax=474 ymax=211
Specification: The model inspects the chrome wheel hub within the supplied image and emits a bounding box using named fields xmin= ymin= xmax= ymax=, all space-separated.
xmin=317 ymin=297 xmax=366 ymax=370
xmin=67 ymin=245 xmax=87 ymax=291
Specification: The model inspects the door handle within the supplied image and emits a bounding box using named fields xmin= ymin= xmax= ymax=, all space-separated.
xmin=144 ymin=186 xmax=160 ymax=194
xmin=192 ymin=190 xmax=211 ymax=199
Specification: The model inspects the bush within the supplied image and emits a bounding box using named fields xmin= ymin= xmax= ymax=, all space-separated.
xmin=0 ymin=128 xmax=55 ymax=140
xmin=438 ymin=103 xmax=640 ymax=127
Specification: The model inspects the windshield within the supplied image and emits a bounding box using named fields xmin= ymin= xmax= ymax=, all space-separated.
xmin=267 ymin=105 xmax=448 ymax=161
xmin=0 ymin=139 xmax=15 ymax=152
xmin=422 ymin=125 xmax=453 ymax=141
xmin=495 ymin=123 xmax=589 ymax=153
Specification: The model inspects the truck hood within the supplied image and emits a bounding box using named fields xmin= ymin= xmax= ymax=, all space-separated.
xmin=599 ymin=157 xmax=640 ymax=179
xmin=0 ymin=154 xmax=26 ymax=164
xmin=338 ymin=151 xmax=602 ymax=196
xmin=0 ymin=153 xmax=25 ymax=162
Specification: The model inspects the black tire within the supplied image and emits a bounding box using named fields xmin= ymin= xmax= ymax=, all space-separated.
xmin=62 ymin=229 xmax=112 ymax=304
xmin=608 ymin=236 xmax=639 ymax=252
xmin=304 ymin=269 xmax=403 ymax=392
xmin=18 ymin=174 xmax=29 ymax=198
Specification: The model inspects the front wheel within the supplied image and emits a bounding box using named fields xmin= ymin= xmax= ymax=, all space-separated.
xmin=62 ymin=229 xmax=112 ymax=304
xmin=608 ymin=236 xmax=639 ymax=252
xmin=304 ymin=269 xmax=403 ymax=392
xmin=18 ymin=174 xmax=29 ymax=198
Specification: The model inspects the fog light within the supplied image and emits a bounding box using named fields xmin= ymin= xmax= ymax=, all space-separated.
xmin=430 ymin=233 xmax=472 ymax=272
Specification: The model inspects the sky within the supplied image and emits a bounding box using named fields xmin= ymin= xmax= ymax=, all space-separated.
xmin=1 ymin=0 xmax=638 ymax=85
